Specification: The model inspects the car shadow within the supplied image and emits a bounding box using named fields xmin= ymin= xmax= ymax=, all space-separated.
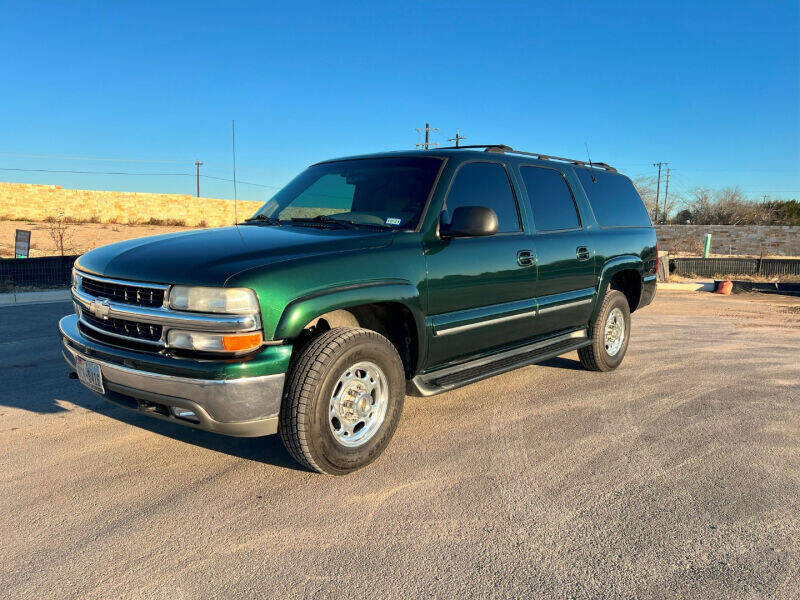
xmin=96 ymin=405 xmax=305 ymax=472
xmin=5 ymin=363 xmax=303 ymax=472
xmin=538 ymin=356 xmax=585 ymax=371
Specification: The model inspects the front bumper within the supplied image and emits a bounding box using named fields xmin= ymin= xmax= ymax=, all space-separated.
xmin=60 ymin=314 xmax=287 ymax=437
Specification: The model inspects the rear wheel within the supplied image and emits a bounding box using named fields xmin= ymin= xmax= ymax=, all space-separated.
xmin=578 ymin=290 xmax=631 ymax=372
xmin=279 ymin=327 xmax=405 ymax=474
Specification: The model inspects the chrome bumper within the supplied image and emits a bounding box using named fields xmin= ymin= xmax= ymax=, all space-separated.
xmin=61 ymin=317 xmax=285 ymax=437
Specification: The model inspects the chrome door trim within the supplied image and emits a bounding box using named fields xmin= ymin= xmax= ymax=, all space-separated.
xmin=538 ymin=298 xmax=593 ymax=314
xmin=435 ymin=310 xmax=537 ymax=337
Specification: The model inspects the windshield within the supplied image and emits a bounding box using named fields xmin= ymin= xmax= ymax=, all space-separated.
xmin=250 ymin=157 xmax=443 ymax=230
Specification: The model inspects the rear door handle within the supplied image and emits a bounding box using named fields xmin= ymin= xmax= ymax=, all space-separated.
xmin=576 ymin=246 xmax=591 ymax=261
xmin=517 ymin=249 xmax=535 ymax=267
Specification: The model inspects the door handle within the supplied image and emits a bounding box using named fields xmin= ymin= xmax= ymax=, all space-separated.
xmin=517 ymin=249 xmax=535 ymax=267
xmin=576 ymin=246 xmax=591 ymax=261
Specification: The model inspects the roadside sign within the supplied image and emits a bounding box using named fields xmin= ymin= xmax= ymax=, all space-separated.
xmin=15 ymin=229 xmax=31 ymax=258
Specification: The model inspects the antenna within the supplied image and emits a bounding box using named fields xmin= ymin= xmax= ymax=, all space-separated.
xmin=232 ymin=120 xmax=238 ymax=224
xmin=585 ymin=142 xmax=597 ymax=182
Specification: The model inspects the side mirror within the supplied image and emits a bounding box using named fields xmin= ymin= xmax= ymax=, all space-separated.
xmin=440 ymin=206 xmax=498 ymax=238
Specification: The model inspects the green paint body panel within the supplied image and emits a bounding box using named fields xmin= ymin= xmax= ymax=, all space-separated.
xmin=73 ymin=149 xmax=657 ymax=381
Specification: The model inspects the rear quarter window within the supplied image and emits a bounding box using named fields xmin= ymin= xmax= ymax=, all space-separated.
xmin=575 ymin=168 xmax=652 ymax=228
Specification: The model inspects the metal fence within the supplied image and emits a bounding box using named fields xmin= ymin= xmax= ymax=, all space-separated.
xmin=0 ymin=255 xmax=78 ymax=288
xmin=671 ymin=257 xmax=800 ymax=277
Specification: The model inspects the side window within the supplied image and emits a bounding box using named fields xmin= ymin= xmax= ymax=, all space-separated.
xmin=520 ymin=166 xmax=581 ymax=232
xmin=445 ymin=162 xmax=521 ymax=233
xmin=574 ymin=168 xmax=652 ymax=227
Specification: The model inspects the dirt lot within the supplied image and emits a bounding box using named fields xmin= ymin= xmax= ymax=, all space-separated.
xmin=1 ymin=291 xmax=798 ymax=598
xmin=0 ymin=219 xmax=193 ymax=258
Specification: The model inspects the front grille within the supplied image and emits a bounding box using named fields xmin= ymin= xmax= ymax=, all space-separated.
xmin=77 ymin=322 xmax=163 ymax=353
xmin=81 ymin=310 xmax=163 ymax=343
xmin=80 ymin=276 xmax=165 ymax=308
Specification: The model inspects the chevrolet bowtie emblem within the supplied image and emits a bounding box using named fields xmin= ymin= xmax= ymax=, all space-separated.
xmin=89 ymin=298 xmax=111 ymax=319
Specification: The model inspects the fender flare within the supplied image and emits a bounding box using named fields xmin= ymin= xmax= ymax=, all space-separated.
xmin=274 ymin=280 xmax=427 ymax=367
xmin=592 ymin=255 xmax=644 ymax=323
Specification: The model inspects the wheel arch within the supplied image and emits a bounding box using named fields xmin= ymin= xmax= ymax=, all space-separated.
xmin=593 ymin=255 xmax=644 ymax=324
xmin=274 ymin=281 xmax=426 ymax=377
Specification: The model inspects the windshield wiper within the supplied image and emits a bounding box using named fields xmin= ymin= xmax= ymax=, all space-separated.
xmin=290 ymin=215 xmax=359 ymax=229
xmin=244 ymin=214 xmax=282 ymax=225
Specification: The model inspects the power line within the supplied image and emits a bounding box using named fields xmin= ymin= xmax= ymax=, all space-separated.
xmin=0 ymin=165 xmax=281 ymax=189
xmin=0 ymin=167 xmax=191 ymax=176
xmin=652 ymin=161 xmax=668 ymax=223
xmin=448 ymin=130 xmax=467 ymax=148
xmin=199 ymin=174 xmax=279 ymax=189
xmin=194 ymin=160 xmax=203 ymax=197
xmin=415 ymin=122 xmax=439 ymax=149
xmin=0 ymin=152 xmax=188 ymax=164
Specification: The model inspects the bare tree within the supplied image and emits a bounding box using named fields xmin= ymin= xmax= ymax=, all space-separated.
xmin=633 ymin=176 xmax=657 ymax=219
xmin=634 ymin=176 xmax=680 ymax=222
xmin=683 ymin=186 xmax=779 ymax=225
xmin=44 ymin=212 xmax=75 ymax=256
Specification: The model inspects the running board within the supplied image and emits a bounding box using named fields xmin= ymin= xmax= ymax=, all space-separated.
xmin=408 ymin=330 xmax=591 ymax=397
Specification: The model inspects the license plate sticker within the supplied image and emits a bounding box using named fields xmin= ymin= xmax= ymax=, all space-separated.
xmin=75 ymin=356 xmax=104 ymax=394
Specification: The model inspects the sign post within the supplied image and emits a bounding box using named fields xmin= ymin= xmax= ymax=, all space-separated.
xmin=14 ymin=229 xmax=31 ymax=259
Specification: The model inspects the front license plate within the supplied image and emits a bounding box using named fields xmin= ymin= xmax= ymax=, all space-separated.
xmin=75 ymin=356 xmax=104 ymax=394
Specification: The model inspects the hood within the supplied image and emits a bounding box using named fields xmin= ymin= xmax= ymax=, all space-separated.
xmin=75 ymin=225 xmax=394 ymax=286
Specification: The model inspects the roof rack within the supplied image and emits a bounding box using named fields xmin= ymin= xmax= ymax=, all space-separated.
xmin=436 ymin=144 xmax=617 ymax=172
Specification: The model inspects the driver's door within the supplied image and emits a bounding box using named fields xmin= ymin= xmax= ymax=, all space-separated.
xmin=423 ymin=161 xmax=538 ymax=368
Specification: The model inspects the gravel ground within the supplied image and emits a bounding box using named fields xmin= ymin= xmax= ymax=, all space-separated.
xmin=1 ymin=291 xmax=798 ymax=599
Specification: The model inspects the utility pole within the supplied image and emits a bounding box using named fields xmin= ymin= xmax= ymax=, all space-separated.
xmin=652 ymin=162 xmax=667 ymax=223
xmin=448 ymin=130 xmax=467 ymax=147
xmin=194 ymin=160 xmax=203 ymax=198
xmin=663 ymin=167 xmax=671 ymax=223
xmin=415 ymin=122 xmax=439 ymax=149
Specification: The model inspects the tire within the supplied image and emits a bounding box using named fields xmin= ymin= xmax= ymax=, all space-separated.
xmin=578 ymin=290 xmax=631 ymax=372
xmin=278 ymin=327 xmax=405 ymax=475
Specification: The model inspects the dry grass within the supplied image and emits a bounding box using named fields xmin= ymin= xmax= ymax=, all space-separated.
xmin=0 ymin=219 xmax=193 ymax=258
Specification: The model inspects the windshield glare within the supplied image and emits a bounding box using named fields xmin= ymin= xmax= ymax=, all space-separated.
xmin=252 ymin=157 xmax=443 ymax=230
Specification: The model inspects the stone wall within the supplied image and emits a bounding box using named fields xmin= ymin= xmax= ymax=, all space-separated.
xmin=0 ymin=182 xmax=263 ymax=227
xmin=655 ymin=225 xmax=800 ymax=257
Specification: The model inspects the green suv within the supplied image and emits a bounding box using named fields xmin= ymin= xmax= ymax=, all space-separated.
xmin=61 ymin=145 xmax=657 ymax=474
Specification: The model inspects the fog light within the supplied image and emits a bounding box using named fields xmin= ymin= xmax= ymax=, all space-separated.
xmin=171 ymin=406 xmax=197 ymax=421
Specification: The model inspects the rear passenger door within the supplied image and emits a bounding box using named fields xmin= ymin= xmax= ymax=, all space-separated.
xmin=518 ymin=165 xmax=596 ymax=334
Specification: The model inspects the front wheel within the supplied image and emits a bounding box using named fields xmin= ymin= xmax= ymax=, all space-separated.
xmin=278 ymin=327 xmax=405 ymax=475
xmin=578 ymin=290 xmax=631 ymax=372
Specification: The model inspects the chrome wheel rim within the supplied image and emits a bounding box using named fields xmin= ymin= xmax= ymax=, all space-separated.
xmin=604 ymin=307 xmax=625 ymax=356
xmin=328 ymin=361 xmax=388 ymax=448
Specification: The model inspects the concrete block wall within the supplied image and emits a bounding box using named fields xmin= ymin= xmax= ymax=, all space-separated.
xmin=655 ymin=225 xmax=800 ymax=257
xmin=0 ymin=182 xmax=263 ymax=227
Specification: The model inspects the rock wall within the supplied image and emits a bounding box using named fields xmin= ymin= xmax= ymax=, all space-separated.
xmin=0 ymin=182 xmax=262 ymax=227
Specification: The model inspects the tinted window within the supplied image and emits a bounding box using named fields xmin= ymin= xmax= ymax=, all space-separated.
xmin=575 ymin=168 xmax=652 ymax=227
xmin=520 ymin=166 xmax=580 ymax=231
xmin=254 ymin=157 xmax=443 ymax=229
xmin=444 ymin=162 xmax=520 ymax=232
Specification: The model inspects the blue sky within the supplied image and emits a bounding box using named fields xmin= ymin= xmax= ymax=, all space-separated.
xmin=1 ymin=0 xmax=797 ymax=204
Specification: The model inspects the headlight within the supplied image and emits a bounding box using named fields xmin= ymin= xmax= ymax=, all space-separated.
xmin=167 ymin=330 xmax=264 ymax=353
xmin=71 ymin=268 xmax=82 ymax=289
xmin=169 ymin=286 xmax=259 ymax=314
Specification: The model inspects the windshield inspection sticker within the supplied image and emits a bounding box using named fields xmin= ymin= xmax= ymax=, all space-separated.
xmin=386 ymin=217 xmax=402 ymax=226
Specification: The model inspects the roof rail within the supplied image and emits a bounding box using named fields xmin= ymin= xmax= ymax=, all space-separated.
xmin=436 ymin=144 xmax=617 ymax=172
